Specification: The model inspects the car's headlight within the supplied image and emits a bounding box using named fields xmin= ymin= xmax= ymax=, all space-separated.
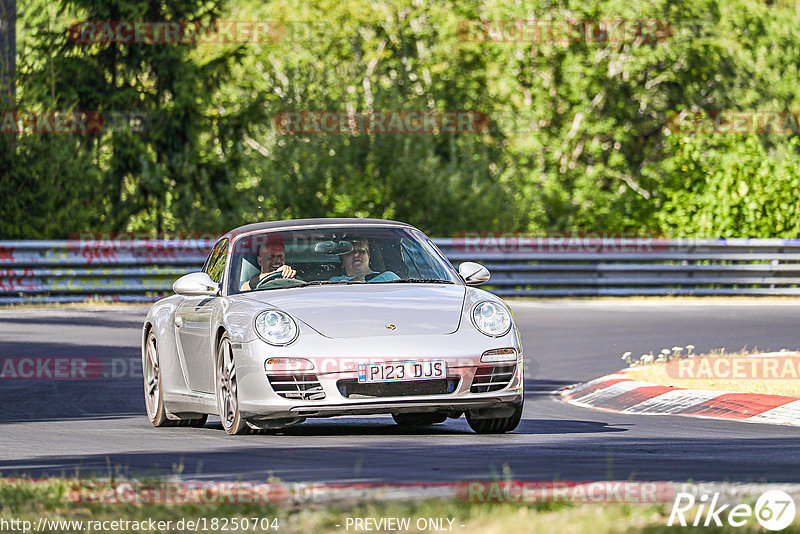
xmin=255 ymin=310 xmax=298 ymax=346
xmin=472 ymin=301 xmax=512 ymax=337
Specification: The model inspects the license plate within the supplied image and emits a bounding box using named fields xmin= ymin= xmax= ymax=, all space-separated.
xmin=357 ymin=360 xmax=447 ymax=383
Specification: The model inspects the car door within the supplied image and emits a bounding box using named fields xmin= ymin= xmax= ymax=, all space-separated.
xmin=175 ymin=238 xmax=228 ymax=393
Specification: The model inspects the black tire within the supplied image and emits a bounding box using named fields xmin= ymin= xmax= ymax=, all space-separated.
xmin=466 ymin=401 xmax=523 ymax=434
xmin=215 ymin=333 xmax=248 ymax=435
xmin=143 ymin=330 xmax=170 ymax=427
xmin=392 ymin=412 xmax=448 ymax=426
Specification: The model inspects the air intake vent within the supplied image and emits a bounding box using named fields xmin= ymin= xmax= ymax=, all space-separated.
xmin=470 ymin=364 xmax=516 ymax=393
xmin=336 ymin=378 xmax=458 ymax=398
xmin=267 ymin=373 xmax=326 ymax=400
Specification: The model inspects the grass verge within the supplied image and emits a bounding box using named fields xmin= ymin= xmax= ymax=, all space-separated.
xmin=1 ymin=478 xmax=799 ymax=533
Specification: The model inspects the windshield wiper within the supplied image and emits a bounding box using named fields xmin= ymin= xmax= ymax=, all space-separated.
xmin=247 ymin=280 xmax=346 ymax=292
xmin=380 ymin=278 xmax=455 ymax=284
xmin=248 ymin=278 xmax=455 ymax=292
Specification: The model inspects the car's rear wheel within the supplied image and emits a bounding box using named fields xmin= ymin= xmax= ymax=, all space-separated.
xmin=466 ymin=401 xmax=523 ymax=434
xmin=144 ymin=330 xmax=207 ymax=428
xmin=215 ymin=333 xmax=248 ymax=435
xmin=392 ymin=412 xmax=448 ymax=426
xmin=144 ymin=330 xmax=169 ymax=426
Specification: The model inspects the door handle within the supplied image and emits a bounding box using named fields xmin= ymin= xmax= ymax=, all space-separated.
xmin=175 ymin=316 xmax=184 ymax=328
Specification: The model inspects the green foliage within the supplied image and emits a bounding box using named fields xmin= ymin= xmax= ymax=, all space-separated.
xmin=477 ymin=0 xmax=800 ymax=235
xmin=2 ymin=0 xmax=258 ymax=236
xmin=657 ymin=135 xmax=800 ymax=237
xmin=228 ymin=0 xmax=523 ymax=235
xmin=2 ymin=0 xmax=800 ymax=237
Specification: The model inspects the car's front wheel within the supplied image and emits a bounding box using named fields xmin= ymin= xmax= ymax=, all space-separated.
xmin=392 ymin=412 xmax=448 ymax=426
xmin=215 ymin=333 xmax=248 ymax=435
xmin=466 ymin=400 xmax=523 ymax=434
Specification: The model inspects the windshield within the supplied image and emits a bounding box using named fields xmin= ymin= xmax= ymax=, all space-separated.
xmin=229 ymin=226 xmax=460 ymax=294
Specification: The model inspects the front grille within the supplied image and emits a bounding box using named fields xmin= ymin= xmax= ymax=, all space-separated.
xmin=337 ymin=378 xmax=459 ymax=399
xmin=267 ymin=373 xmax=326 ymax=400
xmin=470 ymin=364 xmax=516 ymax=393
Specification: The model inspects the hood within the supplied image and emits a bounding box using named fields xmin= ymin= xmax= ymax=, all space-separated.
xmin=239 ymin=284 xmax=466 ymax=338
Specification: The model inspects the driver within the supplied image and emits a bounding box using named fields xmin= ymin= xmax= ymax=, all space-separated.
xmin=330 ymin=237 xmax=400 ymax=283
xmin=240 ymin=234 xmax=296 ymax=291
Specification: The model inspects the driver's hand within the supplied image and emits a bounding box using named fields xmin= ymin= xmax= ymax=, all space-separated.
xmin=271 ymin=264 xmax=296 ymax=278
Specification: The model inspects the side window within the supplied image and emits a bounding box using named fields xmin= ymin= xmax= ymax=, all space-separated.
xmin=201 ymin=249 xmax=215 ymax=273
xmin=203 ymin=239 xmax=229 ymax=284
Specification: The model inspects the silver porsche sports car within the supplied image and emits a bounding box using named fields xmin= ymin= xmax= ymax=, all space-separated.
xmin=142 ymin=218 xmax=524 ymax=434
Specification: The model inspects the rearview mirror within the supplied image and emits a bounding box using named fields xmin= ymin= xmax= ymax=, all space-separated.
xmin=173 ymin=272 xmax=219 ymax=296
xmin=314 ymin=240 xmax=354 ymax=255
xmin=458 ymin=262 xmax=490 ymax=286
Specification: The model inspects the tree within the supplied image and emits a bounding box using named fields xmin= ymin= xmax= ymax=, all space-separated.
xmin=0 ymin=0 xmax=15 ymax=105
xmin=1 ymin=0 xmax=262 ymax=237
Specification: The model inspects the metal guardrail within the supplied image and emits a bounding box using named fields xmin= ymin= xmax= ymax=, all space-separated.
xmin=1 ymin=238 xmax=800 ymax=303
xmin=0 ymin=240 xmax=210 ymax=304
xmin=436 ymin=238 xmax=800 ymax=297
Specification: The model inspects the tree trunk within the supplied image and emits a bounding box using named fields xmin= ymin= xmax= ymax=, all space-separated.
xmin=0 ymin=0 xmax=15 ymax=107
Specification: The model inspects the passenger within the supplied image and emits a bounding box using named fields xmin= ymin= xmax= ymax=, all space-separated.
xmin=240 ymin=234 xmax=296 ymax=291
xmin=330 ymin=238 xmax=399 ymax=283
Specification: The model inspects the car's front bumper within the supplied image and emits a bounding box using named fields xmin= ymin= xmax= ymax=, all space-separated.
xmin=232 ymin=330 xmax=524 ymax=421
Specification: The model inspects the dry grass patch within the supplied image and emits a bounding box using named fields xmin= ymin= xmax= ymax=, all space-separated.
xmin=622 ymin=348 xmax=800 ymax=398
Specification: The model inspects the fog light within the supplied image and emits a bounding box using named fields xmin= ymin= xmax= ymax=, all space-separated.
xmin=481 ymin=348 xmax=517 ymax=363
xmin=264 ymin=357 xmax=314 ymax=372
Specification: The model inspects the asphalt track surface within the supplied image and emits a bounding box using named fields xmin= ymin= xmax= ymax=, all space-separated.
xmin=1 ymin=300 xmax=800 ymax=483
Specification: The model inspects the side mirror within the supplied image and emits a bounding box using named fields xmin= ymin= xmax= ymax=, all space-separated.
xmin=173 ymin=272 xmax=219 ymax=297
xmin=458 ymin=262 xmax=490 ymax=286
